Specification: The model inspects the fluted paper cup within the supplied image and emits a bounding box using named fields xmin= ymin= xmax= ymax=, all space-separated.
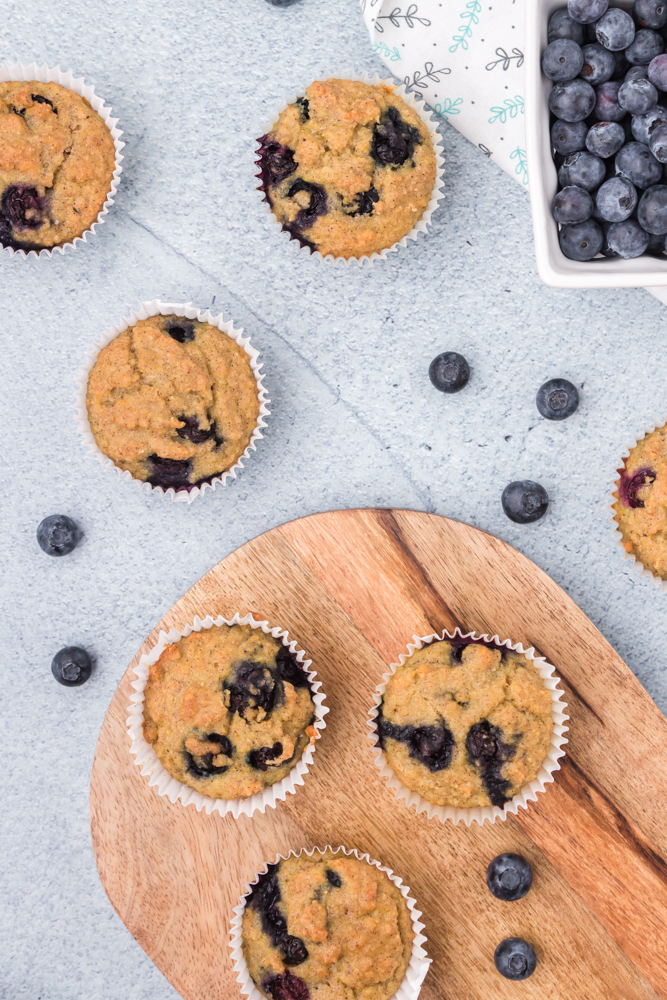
xmin=229 ymin=845 xmax=431 ymax=1000
xmin=255 ymin=70 xmax=445 ymax=267
xmin=0 ymin=61 xmax=123 ymax=258
xmin=367 ymin=628 xmax=569 ymax=826
xmin=75 ymin=299 xmax=270 ymax=503
xmin=126 ymin=612 xmax=328 ymax=818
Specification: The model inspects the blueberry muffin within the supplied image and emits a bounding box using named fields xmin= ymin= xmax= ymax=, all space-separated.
xmin=613 ymin=426 xmax=667 ymax=578
xmin=86 ymin=315 xmax=261 ymax=493
xmin=0 ymin=81 xmax=116 ymax=251
xmin=257 ymin=78 xmax=437 ymax=258
xmin=376 ymin=637 xmax=554 ymax=809
xmin=142 ymin=625 xmax=317 ymax=800
xmin=242 ymin=850 xmax=413 ymax=1000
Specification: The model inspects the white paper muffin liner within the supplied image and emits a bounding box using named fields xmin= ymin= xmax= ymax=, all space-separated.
xmin=75 ymin=299 xmax=270 ymax=503
xmin=0 ymin=61 xmax=124 ymax=259
xmin=229 ymin=845 xmax=431 ymax=1000
xmin=126 ymin=613 xmax=328 ymax=818
xmin=610 ymin=416 xmax=667 ymax=592
xmin=255 ymin=70 xmax=445 ymax=267
xmin=367 ymin=628 xmax=569 ymax=827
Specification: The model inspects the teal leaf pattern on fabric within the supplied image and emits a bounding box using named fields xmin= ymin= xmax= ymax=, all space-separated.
xmin=450 ymin=1 xmax=482 ymax=52
xmin=510 ymin=146 xmax=528 ymax=184
xmin=372 ymin=41 xmax=402 ymax=61
xmin=488 ymin=95 xmax=524 ymax=124
xmin=434 ymin=97 xmax=464 ymax=119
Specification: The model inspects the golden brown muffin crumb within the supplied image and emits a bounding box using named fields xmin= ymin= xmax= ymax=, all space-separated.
xmin=613 ymin=426 xmax=667 ymax=578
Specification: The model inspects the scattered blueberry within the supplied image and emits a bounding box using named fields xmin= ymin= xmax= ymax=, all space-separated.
xmin=379 ymin=718 xmax=455 ymax=771
xmin=494 ymin=939 xmax=537 ymax=981
xmin=501 ymin=481 xmax=550 ymax=524
xmin=568 ymin=0 xmax=609 ymax=22
xmin=580 ymin=42 xmax=617 ymax=83
xmin=263 ymin=972 xmax=309 ymax=1000
xmin=615 ymin=140 xmax=662 ymax=185
xmin=586 ymin=120 xmax=625 ymax=157
xmin=549 ymin=77 xmax=596 ymax=119
xmin=37 ymin=514 xmax=80 ymax=556
xmin=486 ymin=854 xmax=534 ymax=902
xmin=596 ymin=8 xmax=636 ymax=49
xmin=558 ymin=149 xmax=607 ymax=189
xmin=649 ymin=121 xmax=667 ymax=160
xmin=542 ymin=38 xmax=585 ymax=80
xmin=596 ymin=175 xmax=638 ymax=220
xmin=619 ymin=465 xmax=656 ymax=506
xmin=648 ymin=52 xmax=667 ymax=89
xmin=631 ymin=104 xmax=667 ymax=143
xmin=607 ymin=218 xmax=650 ymax=255
xmin=618 ymin=75 xmax=658 ymax=112
xmin=638 ymin=183 xmax=667 ymax=230
xmin=51 ymin=647 xmax=92 ymax=687
xmin=626 ymin=27 xmax=664 ymax=64
xmin=371 ymin=106 xmax=421 ymax=166
xmin=536 ymin=378 xmax=580 ymax=420
xmin=634 ymin=0 xmax=667 ymax=29
xmin=594 ymin=80 xmax=625 ymax=120
xmin=553 ymin=184 xmax=593 ymax=222
xmin=428 ymin=351 xmax=471 ymax=393
xmin=549 ymin=7 xmax=586 ymax=42
xmin=552 ymin=118 xmax=588 ymax=154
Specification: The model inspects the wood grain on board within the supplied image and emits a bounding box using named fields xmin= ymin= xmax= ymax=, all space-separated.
xmin=90 ymin=509 xmax=667 ymax=1000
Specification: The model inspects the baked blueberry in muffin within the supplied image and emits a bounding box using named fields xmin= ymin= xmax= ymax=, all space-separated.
xmin=86 ymin=315 xmax=261 ymax=492
xmin=241 ymin=850 xmax=413 ymax=1000
xmin=257 ymin=78 xmax=437 ymax=258
xmin=142 ymin=624 xmax=318 ymax=800
xmin=0 ymin=81 xmax=115 ymax=251
xmin=613 ymin=425 xmax=667 ymax=578
xmin=375 ymin=637 xmax=554 ymax=809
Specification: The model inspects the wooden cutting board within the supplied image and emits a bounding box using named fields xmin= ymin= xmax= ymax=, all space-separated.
xmin=90 ymin=509 xmax=667 ymax=1000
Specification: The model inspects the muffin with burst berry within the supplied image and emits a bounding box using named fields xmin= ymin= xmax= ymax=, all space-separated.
xmin=0 ymin=81 xmax=115 ymax=251
xmin=257 ymin=78 xmax=437 ymax=259
xmin=613 ymin=425 xmax=667 ymax=578
xmin=86 ymin=314 xmax=262 ymax=494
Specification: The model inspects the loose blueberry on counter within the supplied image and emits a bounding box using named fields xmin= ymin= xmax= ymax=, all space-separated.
xmin=558 ymin=149 xmax=606 ymax=189
xmin=549 ymin=77 xmax=596 ymax=120
xmin=37 ymin=514 xmax=80 ymax=556
xmin=549 ymin=7 xmax=586 ymax=42
xmin=568 ymin=0 xmax=608 ymax=23
xmin=486 ymin=853 xmax=533 ymax=901
xmin=581 ymin=42 xmax=616 ymax=84
xmin=634 ymin=0 xmax=667 ymax=28
xmin=648 ymin=52 xmax=667 ymax=89
xmin=542 ymin=38 xmax=585 ymax=81
xmin=607 ymin=218 xmax=650 ymax=256
xmin=536 ymin=378 xmax=580 ymax=420
xmin=618 ymin=75 xmax=658 ymax=113
xmin=586 ymin=120 xmax=625 ymax=158
xmin=553 ymin=185 xmax=593 ymax=223
xmin=631 ymin=104 xmax=667 ymax=143
xmin=596 ymin=8 xmax=636 ymax=50
xmin=615 ymin=140 xmax=662 ymax=186
xmin=594 ymin=80 xmax=625 ymax=120
xmin=619 ymin=466 xmax=656 ymax=506
xmin=167 ymin=321 xmax=195 ymax=343
xmin=371 ymin=106 xmax=422 ymax=166
xmin=501 ymin=481 xmax=549 ymax=524
xmin=626 ymin=28 xmax=664 ymax=64
xmin=595 ymin=175 xmax=638 ymax=220
xmin=551 ymin=118 xmax=588 ymax=154
xmin=649 ymin=121 xmax=667 ymax=160
xmin=559 ymin=217 xmax=604 ymax=258
xmin=494 ymin=938 xmax=537 ymax=981
xmin=263 ymin=971 xmax=309 ymax=1000
xmin=638 ymin=183 xmax=667 ymax=231
xmin=52 ymin=647 xmax=92 ymax=687
xmin=428 ymin=351 xmax=471 ymax=393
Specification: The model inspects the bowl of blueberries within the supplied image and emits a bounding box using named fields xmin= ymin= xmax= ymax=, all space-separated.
xmin=526 ymin=0 xmax=667 ymax=286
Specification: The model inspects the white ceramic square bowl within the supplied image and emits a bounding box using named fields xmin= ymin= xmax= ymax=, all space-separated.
xmin=525 ymin=0 xmax=667 ymax=288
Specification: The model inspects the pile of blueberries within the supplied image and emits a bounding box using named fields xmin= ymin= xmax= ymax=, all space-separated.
xmin=545 ymin=0 xmax=667 ymax=260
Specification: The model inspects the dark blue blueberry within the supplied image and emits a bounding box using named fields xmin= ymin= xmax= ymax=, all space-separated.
xmin=552 ymin=185 xmax=593 ymax=223
xmin=638 ymin=183 xmax=667 ymax=230
xmin=263 ymin=972 xmax=310 ymax=1000
xmin=379 ymin=715 xmax=455 ymax=772
xmin=616 ymin=140 xmax=662 ymax=185
xmin=256 ymin=135 xmax=297 ymax=190
xmin=549 ymin=8 xmax=585 ymax=42
xmin=549 ymin=77 xmax=596 ymax=120
xmin=344 ymin=186 xmax=379 ymax=216
xmin=607 ymin=218 xmax=650 ymax=256
xmin=585 ymin=120 xmax=625 ymax=157
xmin=226 ymin=661 xmax=278 ymax=718
xmin=486 ymin=854 xmax=533 ymax=901
xmin=626 ymin=28 xmax=664 ymax=64
xmin=176 ymin=415 xmax=218 ymax=444
xmin=595 ymin=175 xmax=638 ymax=220
xmin=634 ymin=0 xmax=667 ymax=28
xmin=185 ymin=734 xmax=233 ymax=777
xmin=568 ymin=0 xmax=608 ymax=22
xmin=248 ymin=742 xmax=285 ymax=771
xmin=596 ymin=8 xmax=636 ymax=49
xmin=648 ymin=52 xmax=667 ymax=89
xmin=37 ymin=514 xmax=80 ymax=556
xmin=594 ymin=80 xmax=625 ymax=120
xmin=551 ymin=118 xmax=588 ymax=153
xmin=286 ymin=178 xmax=328 ymax=230
xmin=371 ymin=106 xmax=421 ymax=166
xmin=558 ymin=149 xmax=606 ymax=189
xmin=536 ymin=378 xmax=580 ymax=420
xmin=559 ymin=218 xmax=604 ymax=257
xmin=626 ymin=64 xmax=650 ymax=80
xmin=147 ymin=455 xmax=192 ymax=490
xmin=501 ymin=481 xmax=550 ymax=524
xmin=51 ymin=647 xmax=92 ymax=687
xmin=466 ymin=720 xmax=515 ymax=805
xmin=619 ymin=466 xmax=656 ymax=507
xmin=494 ymin=939 xmax=537 ymax=981
xmin=167 ymin=321 xmax=195 ymax=343
xmin=649 ymin=121 xmax=667 ymax=159
xmin=428 ymin=351 xmax=470 ymax=393
xmin=580 ymin=42 xmax=616 ymax=83
xmin=646 ymin=229 xmax=667 ymax=252
xmin=542 ymin=38 xmax=585 ymax=80
xmin=325 ymin=869 xmax=342 ymax=887
xmin=1 ymin=184 xmax=47 ymax=232
xmin=631 ymin=104 xmax=667 ymax=142
xmin=618 ymin=76 xmax=658 ymax=112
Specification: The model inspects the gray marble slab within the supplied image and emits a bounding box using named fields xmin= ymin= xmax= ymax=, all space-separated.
xmin=2 ymin=0 xmax=667 ymax=997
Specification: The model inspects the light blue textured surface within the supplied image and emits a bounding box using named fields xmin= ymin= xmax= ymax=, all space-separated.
xmin=2 ymin=1 xmax=667 ymax=998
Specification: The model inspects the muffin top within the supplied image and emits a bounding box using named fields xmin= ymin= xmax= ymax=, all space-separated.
xmin=242 ymin=850 xmax=413 ymax=1000
xmin=258 ymin=78 xmax=437 ymax=259
xmin=377 ymin=638 xmax=554 ymax=809
xmin=142 ymin=624 xmax=317 ymax=800
xmin=613 ymin=427 xmax=667 ymax=578
xmin=0 ymin=81 xmax=116 ymax=250
xmin=86 ymin=315 xmax=261 ymax=492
